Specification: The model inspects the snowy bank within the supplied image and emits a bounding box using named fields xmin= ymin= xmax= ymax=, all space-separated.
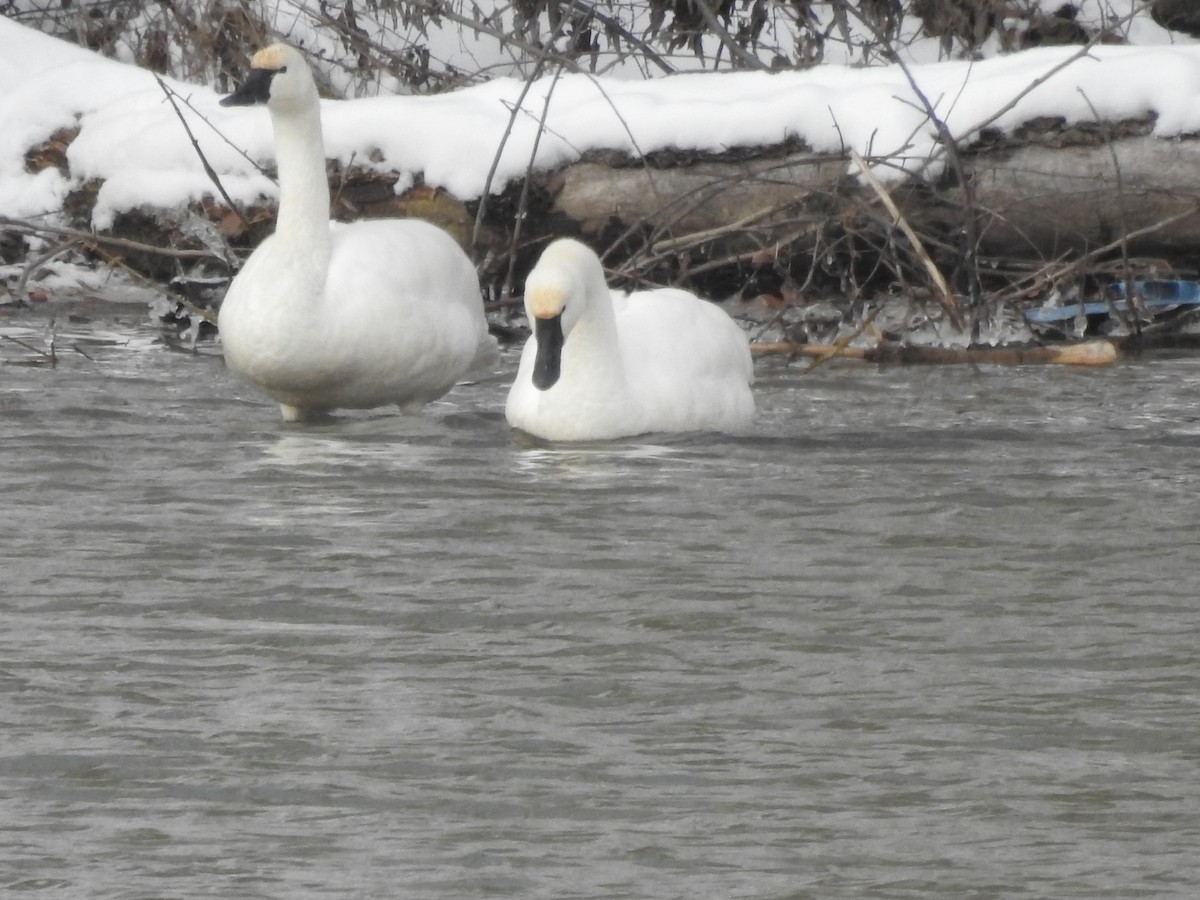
xmin=5 ymin=14 xmax=1200 ymax=233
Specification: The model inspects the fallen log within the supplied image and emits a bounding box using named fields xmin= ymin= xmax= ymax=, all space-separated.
xmin=543 ymin=118 xmax=1200 ymax=271
xmin=751 ymin=339 xmax=1119 ymax=367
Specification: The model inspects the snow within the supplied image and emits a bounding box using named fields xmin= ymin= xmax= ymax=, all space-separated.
xmin=2 ymin=12 xmax=1200 ymax=234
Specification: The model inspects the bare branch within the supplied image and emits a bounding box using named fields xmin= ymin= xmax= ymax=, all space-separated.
xmin=0 ymin=215 xmax=226 ymax=262
xmin=155 ymin=75 xmax=250 ymax=233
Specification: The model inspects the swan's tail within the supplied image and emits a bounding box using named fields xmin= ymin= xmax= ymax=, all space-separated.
xmin=465 ymin=330 xmax=502 ymax=378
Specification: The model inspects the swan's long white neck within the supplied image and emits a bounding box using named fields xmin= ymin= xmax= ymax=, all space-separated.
xmin=268 ymin=101 xmax=331 ymax=265
xmin=564 ymin=263 xmax=628 ymax=386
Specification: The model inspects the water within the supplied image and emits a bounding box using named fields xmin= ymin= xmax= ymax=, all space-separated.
xmin=2 ymin=312 xmax=1199 ymax=898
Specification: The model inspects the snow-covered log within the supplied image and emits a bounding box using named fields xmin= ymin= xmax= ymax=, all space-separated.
xmin=541 ymin=118 xmax=1200 ymax=266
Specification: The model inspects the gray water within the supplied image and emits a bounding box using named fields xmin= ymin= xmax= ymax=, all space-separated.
xmin=2 ymin=314 xmax=1199 ymax=899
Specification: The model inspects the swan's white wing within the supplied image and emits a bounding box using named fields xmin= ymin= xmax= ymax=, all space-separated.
xmin=614 ymin=288 xmax=755 ymax=432
xmin=320 ymin=219 xmax=488 ymax=405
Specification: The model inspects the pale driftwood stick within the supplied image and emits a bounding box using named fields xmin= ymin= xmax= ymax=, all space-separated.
xmin=850 ymin=149 xmax=963 ymax=329
xmin=752 ymin=339 xmax=1118 ymax=367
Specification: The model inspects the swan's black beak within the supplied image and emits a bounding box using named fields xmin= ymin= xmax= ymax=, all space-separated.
xmin=220 ymin=67 xmax=277 ymax=107
xmin=532 ymin=314 xmax=564 ymax=391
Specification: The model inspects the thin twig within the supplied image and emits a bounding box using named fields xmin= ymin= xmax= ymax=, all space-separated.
xmin=155 ymin=76 xmax=250 ymax=233
xmin=503 ymin=67 xmax=565 ymax=300
xmin=472 ymin=62 xmax=549 ymax=254
xmin=650 ymin=205 xmax=791 ymax=255
xmin=606 ymin=155 xmax=834 ymax=282
xmin=1 ymin=332 xmax=55 ymax=362
xmin=472 ymin=8 xmax=574 ymax=255
xmin=169 ymin=81 xmax=268 ymax=176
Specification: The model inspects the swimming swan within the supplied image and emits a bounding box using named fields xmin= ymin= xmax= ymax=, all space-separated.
xmin=505 ymin=238 xmax=755 ymax=441
xmin=217 ymin=44 xmax=493 ymax=421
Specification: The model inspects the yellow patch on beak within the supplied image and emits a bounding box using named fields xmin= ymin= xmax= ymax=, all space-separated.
xmin=251 ymin=45 xmax=289 ymax=70
xmin=526 ymin=285 xmax=565 ymax=320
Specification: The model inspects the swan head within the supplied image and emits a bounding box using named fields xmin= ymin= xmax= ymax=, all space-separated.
xmin=524 ymin=239 xmax=604 ymax=391
xmin=220 ymin=44 xmax=317 ymax=114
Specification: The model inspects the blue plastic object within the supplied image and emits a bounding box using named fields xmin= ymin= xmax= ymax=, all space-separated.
xmin=1024 ymin=280 xmax=1200 ymax=324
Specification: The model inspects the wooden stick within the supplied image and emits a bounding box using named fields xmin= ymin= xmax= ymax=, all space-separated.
xmin=752 ymin=341 xmax=869 ymax=360
xmin=752 ymin=339 xmax=1118 ymax=367
xmin=1 ymin=332 xmax=55 ymax=362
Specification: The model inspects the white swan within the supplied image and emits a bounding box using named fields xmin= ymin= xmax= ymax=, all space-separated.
xmin=505 ymin=238 xmax=755 ymax=441
xmin=217 ymin=44 xmax=494 ymax=421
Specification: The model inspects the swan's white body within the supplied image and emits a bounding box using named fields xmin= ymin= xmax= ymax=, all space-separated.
xmin=505 ymin=239 xmax=755 ymax=441
xmin=218 ymin=44 xmax=493 ymax=421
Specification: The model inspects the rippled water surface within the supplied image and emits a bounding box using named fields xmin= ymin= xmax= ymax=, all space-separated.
xmin=2 ymin=313 xmax=1199 ymax=898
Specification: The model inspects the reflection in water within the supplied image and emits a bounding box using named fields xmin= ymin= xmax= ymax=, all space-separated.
xmin=259 ymin=431 xmax=435 ymax=471
xmin=2 ymin=325 xmax=1200 ymax=898
xmin=509 ymin=440 xmax=690 ymax=481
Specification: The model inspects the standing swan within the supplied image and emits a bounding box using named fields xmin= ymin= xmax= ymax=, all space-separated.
xmin=217 ymin=44 xmax=494 ymax=421
xmin=506 ymin=238 xmax=755 ymax=441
